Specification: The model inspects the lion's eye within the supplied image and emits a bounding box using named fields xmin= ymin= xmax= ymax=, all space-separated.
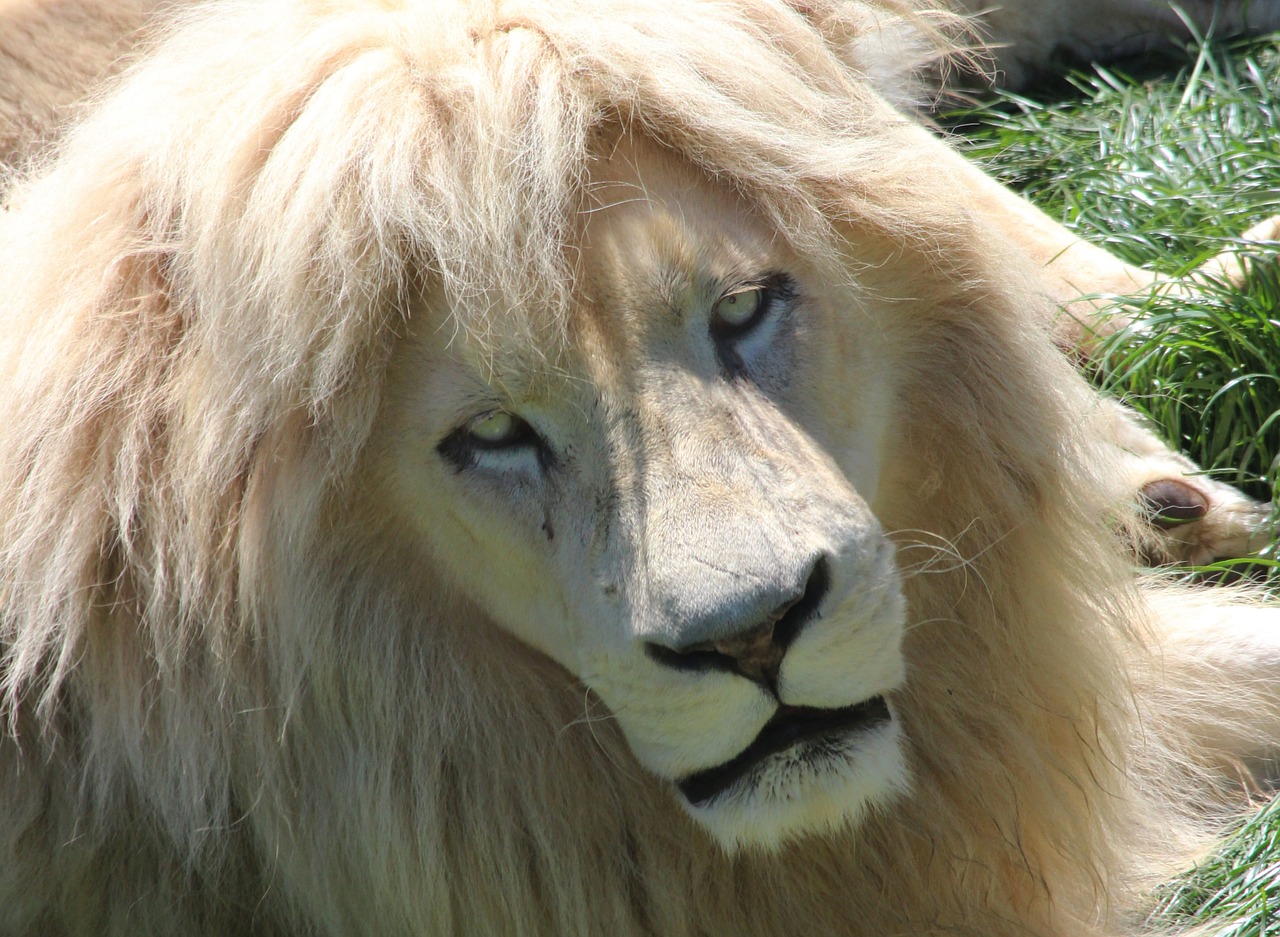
xmin=437 ymin=409 xmax=545 ymax=471
xmin=709 ymin=274 xmax=797 ymax=374
xmin=467 ymin=410 xmax=525 ymax=446
xmin=712 ymin=288 xmax=765 ymax=333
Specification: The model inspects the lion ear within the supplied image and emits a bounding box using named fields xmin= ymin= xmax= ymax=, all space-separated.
xmin=782 ymin=0 xmax=976 ymax=110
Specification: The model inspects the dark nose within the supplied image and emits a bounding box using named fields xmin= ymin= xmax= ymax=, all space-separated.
xmin=645 ymin=557 xmax=830 ymax=691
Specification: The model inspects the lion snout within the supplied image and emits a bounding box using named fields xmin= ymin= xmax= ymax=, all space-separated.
xmin=643 ymin=556 xmax=830 ymax=691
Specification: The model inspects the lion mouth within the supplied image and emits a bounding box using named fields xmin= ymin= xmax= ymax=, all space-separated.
xmin=677 ymin=697 xmax=892 ymax=807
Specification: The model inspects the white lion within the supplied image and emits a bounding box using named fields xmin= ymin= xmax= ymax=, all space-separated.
xmin=1 ymin=1 xmax=1279 ymax=935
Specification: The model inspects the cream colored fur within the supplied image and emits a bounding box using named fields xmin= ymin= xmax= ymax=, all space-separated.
xmin=1 ymin=1 xmax=1279 ymax=935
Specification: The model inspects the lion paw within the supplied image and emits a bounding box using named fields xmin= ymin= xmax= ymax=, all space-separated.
xmin=1134 ymin=476 xmax=1273 ymax=567
xmin=1095 ymin=397 xmax=1274 ymax=567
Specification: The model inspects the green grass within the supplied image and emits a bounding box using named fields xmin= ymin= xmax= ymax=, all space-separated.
xmin=1151 ymin=794 xmax=1280 ymax=937
xmin=944 ymin=32 xmax=1280 ymax=935
xmin=947 ymin=42 xmax=1280 ymax=269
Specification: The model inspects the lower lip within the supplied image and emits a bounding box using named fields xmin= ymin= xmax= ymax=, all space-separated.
xmin=677 ymin=696 xmax=892 ymax=807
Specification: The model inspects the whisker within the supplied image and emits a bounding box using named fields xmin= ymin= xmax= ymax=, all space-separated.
xmin=560 ymin=684 xmax=642 ymax=782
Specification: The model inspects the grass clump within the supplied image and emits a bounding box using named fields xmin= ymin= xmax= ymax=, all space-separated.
xmin=947 ymin=40 xmax=1280 ymax=270
xmin=1100 ymin=269 xmax=1280 ymax=508
xmin=1151 ymin=794 xmax=1280 ymax=936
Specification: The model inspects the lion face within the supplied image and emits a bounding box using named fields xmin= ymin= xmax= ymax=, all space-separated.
xmin=374 ymin=138 xmax=911 ymax=848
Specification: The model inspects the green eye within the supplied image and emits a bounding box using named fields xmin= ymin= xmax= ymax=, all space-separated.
xmin=707 ymin=274 xmax=795 ymax=375
xmin=712 ymin=289 xmax=764 ymax=331
xmin=467 ymin=410 xmax=521 ymax=445
xmin=438 ymin=408 xmax=546 ymax=471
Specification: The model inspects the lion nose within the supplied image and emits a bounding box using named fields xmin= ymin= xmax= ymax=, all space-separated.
xmin=645 ymin=557 xmax=830 ymax=690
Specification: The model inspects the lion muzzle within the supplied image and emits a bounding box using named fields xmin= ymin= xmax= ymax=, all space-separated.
xmin=642 ymin=555 xmax=831 ymax=691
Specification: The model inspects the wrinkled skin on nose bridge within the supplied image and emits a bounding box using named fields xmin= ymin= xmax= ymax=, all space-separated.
xmin=621 ymin=367 xmax=849 ymax=649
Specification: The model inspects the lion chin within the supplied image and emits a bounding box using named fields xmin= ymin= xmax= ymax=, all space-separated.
xmin=676 ymin=700 xmax=909 ymax=850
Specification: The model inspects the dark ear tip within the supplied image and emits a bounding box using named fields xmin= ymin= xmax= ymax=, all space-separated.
xmin=1141 ymin=479 xmax=1209 ymax=529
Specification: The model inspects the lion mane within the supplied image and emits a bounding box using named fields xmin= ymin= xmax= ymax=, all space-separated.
xmin=1 ymin=1 xmax=1277 ymax=935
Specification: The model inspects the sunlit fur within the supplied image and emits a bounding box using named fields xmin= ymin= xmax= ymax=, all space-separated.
xmin=2 ymin=1 xmax=1280 ymax=935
